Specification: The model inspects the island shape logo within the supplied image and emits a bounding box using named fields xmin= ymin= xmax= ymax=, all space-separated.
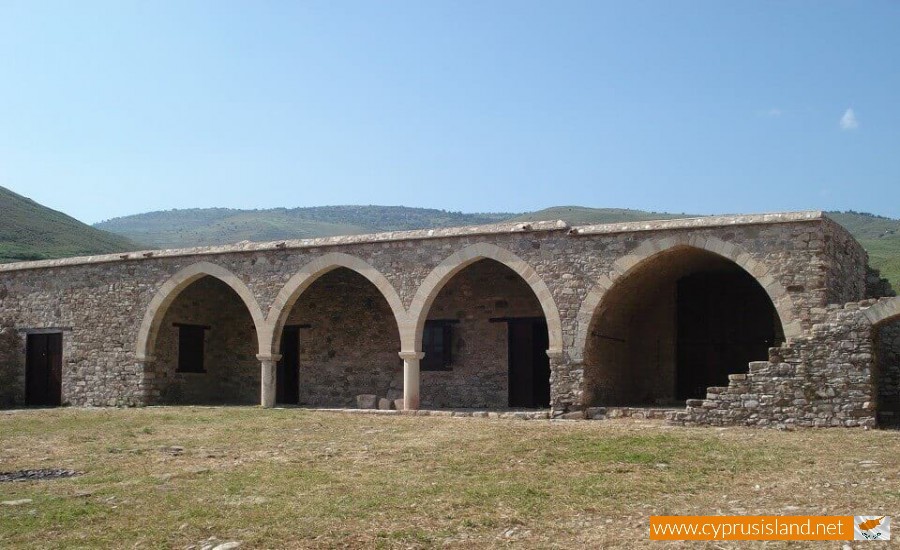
xmin=854 ymin=516 xmax=890 ymax=541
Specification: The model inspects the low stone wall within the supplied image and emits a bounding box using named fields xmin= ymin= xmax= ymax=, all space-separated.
xmin=673 ymin=303 xmax=877 ymax=428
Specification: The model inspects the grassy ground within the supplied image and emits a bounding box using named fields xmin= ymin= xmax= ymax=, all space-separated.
xmin=0 ymin=408 xmax=897 ymax=549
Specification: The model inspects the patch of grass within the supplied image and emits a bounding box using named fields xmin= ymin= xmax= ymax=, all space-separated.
xmin=0 ymin=408 xmax=897 ymax=548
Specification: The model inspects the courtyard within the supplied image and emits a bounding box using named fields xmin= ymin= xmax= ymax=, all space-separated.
xmin=0 ymin=407 xmax=897 ymax=548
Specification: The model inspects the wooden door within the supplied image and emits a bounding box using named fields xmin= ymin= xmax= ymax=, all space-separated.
xmin=508 ymin=319 xmax=551 ymax=408
xmin=676 ymin=271 xmax=777 ymax=400
xmin=276 ymin=326 xmax=300 ymax=404
xmin=26 ymin=333 xmax=62 ymax=406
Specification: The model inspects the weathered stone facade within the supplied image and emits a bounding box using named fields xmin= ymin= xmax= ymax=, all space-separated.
xmin=152 ymin=277 xmax=259 ymax=405
xmin=285 ymin=268 xmax=401 ymax=407
xmin=0 ymin=321 xmax=25 ymax=407
xmin=421 ymin=259 xmax=543 ymax=408
xmin=0 ymin=210 xmax=897 ymax=427
xmin=675 ymin=303 xmax=877 ymax=427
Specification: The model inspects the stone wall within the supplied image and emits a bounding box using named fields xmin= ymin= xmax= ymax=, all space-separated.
xmin=0 ymin=261 xmax=148 ymax=406
xmin=674 ymin=303 xmax=877 ymax=428
xmin=0 ymin=211 xmax=878 ymax=421
xmin=421 ymin=259 xmax=544 ymax=408
xmin=822 ymin=217 xmax=868 ymax=304
xmin=865 ymin=266 xmax=896 ymax=299
xmin=151 ymin=276 xmax=259 ymax=405
xmin=0 ymin=321 xmax=25 ymax=407
xmin=875 ymin=319 xmax=900 ymax=426
xmin=285 ymin=268 xmax=402 ymax=407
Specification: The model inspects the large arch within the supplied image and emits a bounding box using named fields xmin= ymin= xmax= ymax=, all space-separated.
xmin=262 ymin=253 xmax=407 ymax=357
xmin=576 ymin=238 xmax=790 ymax=407
xmin=572 ymin=235 xmax=800 ymax=364
xmin=863 ymin=297 xmax=900 ymax=327
xmin=863 ymin=297 xmax=900 ymax=427
xmin=135 ymin=261 xmax=267 ymax=362
xmin=407 ymin=242 xmax=563 ymax=354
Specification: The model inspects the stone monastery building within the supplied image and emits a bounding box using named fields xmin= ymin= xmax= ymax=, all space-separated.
xmin=1 ymin=211 xmax=899 ymax=428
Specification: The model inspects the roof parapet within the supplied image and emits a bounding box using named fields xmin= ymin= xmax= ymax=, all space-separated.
xmin=0 ymin=211 xmax=826 ymax=273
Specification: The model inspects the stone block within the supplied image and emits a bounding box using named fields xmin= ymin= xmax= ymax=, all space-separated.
xmin=378 ymin=398 xmax=393 ymax=410
xmin=356 ymin=394 xmax=378 ymax=409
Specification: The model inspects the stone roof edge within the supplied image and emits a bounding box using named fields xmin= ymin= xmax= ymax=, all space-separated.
xmin=0 ymin=210 xmax=825 ymax=273
xmin=568 ymin=210 xmax=824 ymax=236
xmin=0 ymin=220 xmax=569 ymax=272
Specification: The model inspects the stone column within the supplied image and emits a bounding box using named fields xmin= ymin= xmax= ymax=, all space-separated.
xmin=135 ymin=355 xmax=156 ymax=406
xmin=399 ymin=351 xmax=425 ymax=410
xmin=257 ymin=354 xmax=282 ymax=408
xmin=547 ymin=349 xmax=581 ymax=417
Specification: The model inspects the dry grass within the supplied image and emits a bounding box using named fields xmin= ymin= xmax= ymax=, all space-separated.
xmin=0 ymin=407 xmax=897 ymax=549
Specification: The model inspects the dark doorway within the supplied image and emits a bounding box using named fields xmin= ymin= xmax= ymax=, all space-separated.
xmin=276 ymin=326 xmax=301 ymax=405
xmin=676 ymin=271 xmax=778 ymax=400
xmin=507 ymin=318 xmax=551 ymax=408
xmin=26 ymin=333 xmax=62 ymax=406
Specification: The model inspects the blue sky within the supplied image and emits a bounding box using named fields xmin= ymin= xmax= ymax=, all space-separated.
xmin=1 ymin=1 xmax=898 ymax=223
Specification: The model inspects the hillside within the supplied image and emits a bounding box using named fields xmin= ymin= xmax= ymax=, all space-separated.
xmin=0 ymin=186 xmax=138 ymax=262
xmin=824 ymin=211 xmax=900 ymax=290
xmin=509 ymin=206 xmax=693 ymax=225
xmin=94 ymin=206 xmax=514 ymax=249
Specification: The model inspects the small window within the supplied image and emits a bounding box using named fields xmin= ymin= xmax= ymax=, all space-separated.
xmin=176 ymin=324 xmax=208 ymax=373
xmin=422 ymin=320 xmax=455 ymax=371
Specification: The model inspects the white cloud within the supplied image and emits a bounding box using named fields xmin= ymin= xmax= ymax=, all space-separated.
xmin=756 ymin=108 xmax=783 ymax=117
xmin=840 ymin=108 xmax=858 ymax=130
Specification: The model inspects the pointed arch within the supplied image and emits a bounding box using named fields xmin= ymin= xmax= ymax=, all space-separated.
xmin=571 ymin=235 xmax=800 ymax=363
xmin=262 ymin=253 xmax=407 ymax=356
xmin=135 ymin=262 xmax=266 ymax=361
xmin=863 ymin=297 xmax=900 ymax=327
xmin=407 ymin=242 xmax=563 ymax=353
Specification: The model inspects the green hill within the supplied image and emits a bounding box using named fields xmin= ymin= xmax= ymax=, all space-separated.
xmin=823 ymin=211 xmax=900 ymax=291
xmin=509 ymin=206 xmax=694 ymax=225
xmin=0 ymin=186 xmax=138 ymax=262
xmin=94 ymin=206 xmax=514 ymax=249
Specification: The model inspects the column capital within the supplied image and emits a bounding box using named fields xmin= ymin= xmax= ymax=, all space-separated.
xmin=398 ymin=351 xmax=425 ymax=361
xmin=256 ymin=354 xmax=283 ymax=362
xmin=545 ymin=348 xmax=564 ymax=360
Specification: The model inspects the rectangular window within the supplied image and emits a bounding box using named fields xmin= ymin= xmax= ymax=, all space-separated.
xmin=422 ymin=320 xmax=456 ymax=371
xmin=176 ymin=324 xmax=208 ymax=373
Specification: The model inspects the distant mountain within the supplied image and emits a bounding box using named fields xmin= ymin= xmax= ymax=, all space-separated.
xmin=94 ymin=206 xmax=514 ymax=249
xmin=0 ymin=186 xmax=138 ymax=262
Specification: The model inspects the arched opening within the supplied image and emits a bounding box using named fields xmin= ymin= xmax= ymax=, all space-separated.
xmin=583 ymin=246 xmax=785 ymax=407
xmin=150 ymin=276 xmax=261 ymax=405
xmin=419 ymin=259 xmax=550 ymax=409
xmin=278 ymin=267 xmax=402 ymax=407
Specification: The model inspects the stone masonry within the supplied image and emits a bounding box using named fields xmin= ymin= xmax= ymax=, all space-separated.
xmin=0 ymin=210 xmax=897 ymax=427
